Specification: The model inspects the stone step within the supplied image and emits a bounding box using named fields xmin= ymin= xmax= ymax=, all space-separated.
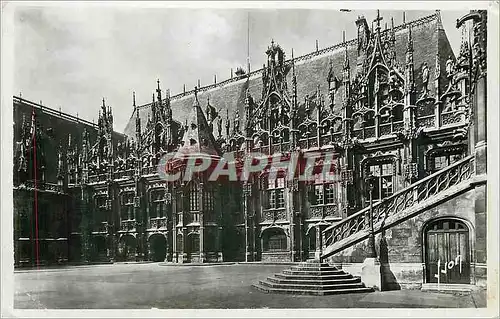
xmin=252 ymin=283 xmax=374 ymax=296
xmin=266 ymin=276 xmax=361 ymax=286
xmin=300 ymin=261 xmax=331 ymax=267
xmin=259 ymin=280 xmax=367 ymax=290
xmin=282 ymin=269 xmax=346 ymax=276
xmin=275 ymin=273 xmax=353 ymax=280
xmin=291 ymin=265 xmax=339 ymax=271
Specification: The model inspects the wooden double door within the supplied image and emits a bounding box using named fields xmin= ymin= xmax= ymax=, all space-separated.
xmin=425 ymin=219 xmax=471 ymax=284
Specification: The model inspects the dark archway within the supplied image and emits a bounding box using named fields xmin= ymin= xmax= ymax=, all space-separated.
xmin=118 ymin=234 xmax=137 ymax=261
xmin=149 ymin=233 xmax=167 ymax=262
xmin=93 ymin=236 xmax=107 ymax=261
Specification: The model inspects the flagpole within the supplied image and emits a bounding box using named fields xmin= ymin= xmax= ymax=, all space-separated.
xmin=247 ymin=11 xmax=250 ymax=75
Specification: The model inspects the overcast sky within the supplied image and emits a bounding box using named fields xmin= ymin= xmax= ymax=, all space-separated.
xmin=12 ymin=4 xmax=470 ymax=133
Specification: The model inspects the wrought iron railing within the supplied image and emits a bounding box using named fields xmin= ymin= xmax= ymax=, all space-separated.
xmin=322 ymin=154 xmax=474 ymax=252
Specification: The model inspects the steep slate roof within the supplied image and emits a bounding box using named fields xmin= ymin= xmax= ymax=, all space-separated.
xmin=123 ymin=12 xmax=454 ymax=138
xmin=174 ymin=90 xmax=220 ymax=158
xmin=13 ymin=96 xmax=126 ymax=184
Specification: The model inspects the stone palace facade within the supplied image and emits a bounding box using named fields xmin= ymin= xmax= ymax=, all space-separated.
xmin=13 ymin=10 xmax=488 ymax=289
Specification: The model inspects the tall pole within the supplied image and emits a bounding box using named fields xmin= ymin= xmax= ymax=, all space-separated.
xmin=367 ymin=174 xmax=377 ymax=259
xmin=247 ymin=11 xmax=251 ymax=75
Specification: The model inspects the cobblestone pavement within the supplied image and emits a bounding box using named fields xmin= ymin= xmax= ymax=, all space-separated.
xmin=13 ymin=263 xmax=487 ymax=309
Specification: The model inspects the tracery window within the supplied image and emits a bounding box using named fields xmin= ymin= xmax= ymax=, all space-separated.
xmin=188 ymin=182 xmax=199 ymax=211
xmin=150 ymin=190 xmax=165 ymax=218
xmin=429 ymin=153 xmax=463 ymax=173
xmin=121 ymin=192 xmax=134 ymax=220
xmin=309 ymin=173 xmax=337 ymax=206
xmin=367 ymin=162 xmax=394 ymax=201
xmin=203 ymin=187 xmax=215 ymax=211
xmin=266 ymin=177 xmax=285 ymax=209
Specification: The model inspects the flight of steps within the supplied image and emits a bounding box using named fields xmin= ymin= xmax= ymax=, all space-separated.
xmin=252 ymin=260 xmax=374 ymax=296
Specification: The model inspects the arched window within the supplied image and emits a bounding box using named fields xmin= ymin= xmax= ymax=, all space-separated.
xmin=266 ymin=177 xmax=285 ymax=209
xmin=263 ymin=228 xmax=287 ymax=252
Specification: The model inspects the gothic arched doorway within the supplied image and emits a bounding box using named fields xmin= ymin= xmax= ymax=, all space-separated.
xmin=118 ymin=234 xmax=137 ymax=261
xmin=93 ymin=236 xmax=107 ymax=261
xmin=424 ymin=218 xmax=471 ymax=284
xmin=149 ymin=233 xmax=167 ymax=262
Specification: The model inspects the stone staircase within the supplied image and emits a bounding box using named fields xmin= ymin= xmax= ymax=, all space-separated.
xmin=321 ymin=154 xmax=476 ymax=260
xmin=252 ymin=260 xmax=374 ymax=295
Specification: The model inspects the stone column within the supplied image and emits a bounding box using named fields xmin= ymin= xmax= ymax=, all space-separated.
xmin=217 ymin=226 xmax=223 ymax=262
xmin=199 ymin=183 xmax=205 ymax=263
xmin=314 ymin=225 xmax=322 ymax=260
xmin=243 ymin=182 xmax=251 ymax=262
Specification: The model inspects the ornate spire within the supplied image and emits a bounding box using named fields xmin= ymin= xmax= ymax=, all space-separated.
xmin=135 ymin=92 xmax=141 ymax=140
xmin=156 ymin=79 xmax=162 ymax=107
xmin=223 ymin=109 xmax=229 ymax=138
xmin=101 ymin=97 xmax=106 ymax=114
xmin=405 ymin=25 xmax=415 ymax=96
xmin=435 ymin=52 xmax=441 ymax=80
xmin=374 ymin=9 xmax=382 ymax=33
xmin=406 ymin=25 xmax=414 ymax=53
xmin=193 ymin=86 xmax=199 ymax=108
xmin=343 ymin=45 xmax=350 ymax=82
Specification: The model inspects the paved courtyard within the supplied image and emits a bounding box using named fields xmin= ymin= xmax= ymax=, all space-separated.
xmin=14 ymin=263 xmax=487 ymax=309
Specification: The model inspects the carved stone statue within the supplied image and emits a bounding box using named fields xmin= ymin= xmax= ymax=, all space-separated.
xmin=234 ymin=110 xmax=240 ymax=132
xmin=217 ymin=116 xmax=223 ymax=137
xmin=421 ymin=62 xmax=429 ymax=94
xmin=446 ymin=55 xmax=455 ymax=78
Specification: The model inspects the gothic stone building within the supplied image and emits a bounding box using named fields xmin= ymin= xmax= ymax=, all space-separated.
xmin=13 ymin=11 xmax=487 ymax=288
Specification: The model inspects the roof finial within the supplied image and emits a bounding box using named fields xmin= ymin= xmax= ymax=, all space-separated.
xmin=403 ymin=11 xmax=406 ymax=24
xmin=315 ymin=39 xmax=319 ymax=52
xmin=133 ymin=91 xmax=136 ymax=108
xmin=193 ymin=86 xmax=199 ymax=107
xmin=157 ymin=79 xmax=160 ymax=90
xmin=374 ymin=9 xmax=383 ymax=33
xmin=342 ymin=30 xmax=346 ymax=43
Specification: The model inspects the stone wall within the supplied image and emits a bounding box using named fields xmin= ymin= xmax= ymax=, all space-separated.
xmin=261 ymin=252 xmax=291 ymax=262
